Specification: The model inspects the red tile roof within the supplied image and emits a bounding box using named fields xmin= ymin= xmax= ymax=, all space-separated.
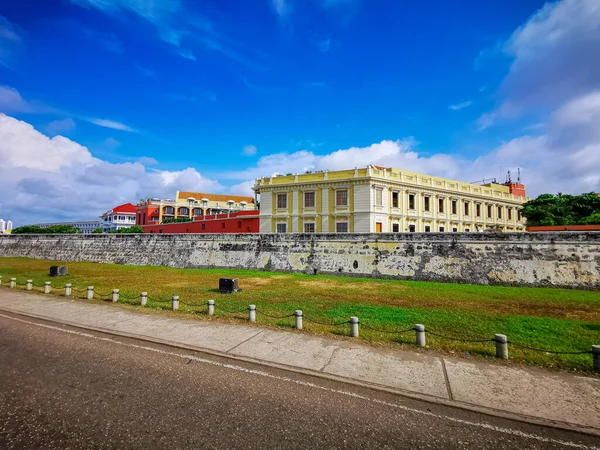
xmin=104 ymin=203 xmax=137 ymax=215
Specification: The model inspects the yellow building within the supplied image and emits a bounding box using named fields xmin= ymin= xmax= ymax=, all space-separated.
xmin=253 ymin=165 xmax=528 ymax=233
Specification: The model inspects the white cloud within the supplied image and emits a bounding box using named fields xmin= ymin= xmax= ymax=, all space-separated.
xmin=448 ymin=100 xmax=472 ymax=111
xmin=0 ymin=15 xmax=24 ymax=69
xmin=0 ymin=114 xmax=219 ymax=226
xmin=271 ymin=0 xmax=291 ymax=17
xmin=83 ymin=118 xmax=137 ymax=133
xmin=46 ymin=118 xmax=76 ymax=136
xmin=480 ymin=0 xmax=600 ymax=125
xmin=0 ymin=85 xmax=32 ymax=112
xmin=103 ymin=137 xmax=121 ymax=149
xmin=242 ymin=145 xmax=257 ymax=156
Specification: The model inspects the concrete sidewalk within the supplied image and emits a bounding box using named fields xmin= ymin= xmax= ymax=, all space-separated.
xmin=0 ymin=289 xmax=599 ymax=435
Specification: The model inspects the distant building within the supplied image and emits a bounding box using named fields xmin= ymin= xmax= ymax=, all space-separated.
xmin=36 ymin=221 xmax=100 ymax=234
xmin=0 ymin=219 xmax=13 ymax=234
xmin=253 ymin=165 xmax=528 ymax=233
xmin=136 ymin=191 xmax=257 ymax=226
xmin=100 ymin=203 xmax=137 ymax=232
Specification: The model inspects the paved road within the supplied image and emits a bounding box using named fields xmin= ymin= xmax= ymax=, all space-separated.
xmin=0 ymin=312 xmax=598 ymax=450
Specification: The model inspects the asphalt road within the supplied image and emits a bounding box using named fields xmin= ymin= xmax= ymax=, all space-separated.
xmin=0 ymin=312 xmax=598 ymax=450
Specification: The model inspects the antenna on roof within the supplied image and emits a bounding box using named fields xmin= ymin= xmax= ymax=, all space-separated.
xmin=517 ymin=167 xmax=521 ymax=183
xmin=506 ymin=170 xmax=512 ymax=183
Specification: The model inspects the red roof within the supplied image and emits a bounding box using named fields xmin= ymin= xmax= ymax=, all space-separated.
xmin=102 ymin=203 xmax=137 ymax=216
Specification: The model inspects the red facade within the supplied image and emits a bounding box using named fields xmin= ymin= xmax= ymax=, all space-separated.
xmin=141 ymin=210 xmax=259 ymax=234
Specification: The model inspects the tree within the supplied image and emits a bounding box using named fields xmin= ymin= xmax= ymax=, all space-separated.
xmin=521 ymin=192 xmax=600 ymax=226
xmin=107 ymin=226 xmax=144 ymax=234
xmin=92 ymin=227 xmax=103 ymax=234
xmin=161 ymin=217 xmax=192 ymax=224
xmin=11 ymin=225 xmax=81 ymax=234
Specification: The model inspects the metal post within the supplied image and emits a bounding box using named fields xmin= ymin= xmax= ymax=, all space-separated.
xmin=65 ymin=284 xmax=72 ymax=296
xmin=87 ymin=286 xmax=94 ymax=300
xmin=10 ymin=278 xmax=16 ymax=288
xmin=350 ymin=316 xmax=359 ymax=337
xmin=208 ymin=299 xmax=215 ymax=316
xmin=140 ymin=292 xmax=147 ymax=306
xmin=593 ymin=345 xmax=600 ymax=372
xmin=26 ymin=280 xmax=32 ymax=291
xmin=248 ymin=304 xmax=256 ymax=323
xmin=112 ymin=289 xmax=119 ymax=303
xmin=294 ymin=310 xmax=303 ymax=330
xmin=415 ymin=324 xmax=426 ymax=347
xmin=495 ymin=334 xmax=508 ymax=359
xmin=172 ymin=296 xmax=179 ymax=311
xmin=44 ymin=281 xmax=51 ymax=294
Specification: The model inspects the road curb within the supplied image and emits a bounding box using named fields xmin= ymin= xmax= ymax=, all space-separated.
xmin=0 ymin=305 xmax=599 ymax=438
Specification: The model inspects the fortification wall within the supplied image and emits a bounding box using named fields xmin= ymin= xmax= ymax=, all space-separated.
xmin=1 ymin=232 xmax=599 ymax=289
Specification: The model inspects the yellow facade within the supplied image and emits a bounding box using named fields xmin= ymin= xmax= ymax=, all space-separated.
xmin=254 ymin=165 xmax=528 ymax=233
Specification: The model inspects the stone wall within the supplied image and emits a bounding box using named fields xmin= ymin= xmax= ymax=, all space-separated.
xmin=1 ymin=232 xmax=599 ymax=289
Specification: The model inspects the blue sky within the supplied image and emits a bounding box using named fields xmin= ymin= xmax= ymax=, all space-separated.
xmin=1 ymin=0 xmax=599 ymax=224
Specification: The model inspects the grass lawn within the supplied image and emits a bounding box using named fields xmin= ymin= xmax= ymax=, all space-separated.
xmin=1 ymin=257 xmax=599 ymax=372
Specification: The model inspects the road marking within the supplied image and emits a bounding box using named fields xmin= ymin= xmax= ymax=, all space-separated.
xmin=1 ymin=312 xmax=598 ymax=450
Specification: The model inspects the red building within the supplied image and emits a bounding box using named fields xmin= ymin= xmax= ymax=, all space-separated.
xmin=141 ymin=210 xmax=259 ymax=234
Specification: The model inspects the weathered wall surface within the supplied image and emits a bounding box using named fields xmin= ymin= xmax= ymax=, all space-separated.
xmin=1 ymin=233 xmax=599 ymax=289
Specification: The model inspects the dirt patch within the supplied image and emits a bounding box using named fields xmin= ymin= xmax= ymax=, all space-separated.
xmin=297 ymin=279 xmax=379 ymax=291
xmin=242 ymin=277 xmax=274 ymax=287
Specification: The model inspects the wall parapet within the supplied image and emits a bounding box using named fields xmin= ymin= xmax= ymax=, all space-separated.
xmin=1 ymin=232 xmax=599 ymax=290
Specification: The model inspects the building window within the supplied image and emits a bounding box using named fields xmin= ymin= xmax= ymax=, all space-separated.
xmin=392 ymin=223 xmax=399 ymax=232
xmin=304 ymin=222 xmax=315 ymax=233
xmin=336 ymin=189 xmax=348 ymax=207
xmin=452 ymin=200 xmax=457 ymax=215
xmin=487 ymin=205 xmax=493 ymax=218
xmin=424 ymin=196 xmax=430 ymax=212
xmin=222 ymin=223 xmax=225 ymax=228
xmin=508 ymin=208 xmax=512 ymax=220
xmin=438 ymin=198 xmax=444 ymax=213
xmin=304 ymin=191 xmax=315 ymax=208
xmin=276 ymin=223 xmax=287 ymax=233
xmin=194 ymin=208 xmax=202 ymax=216
xmin=452 ymin=227 xmax=458 ymax=232
xmin=179 ymin=207 xmax=189 ymax=216
xmin=408 ymin=194 xmax=415 ymax=210
xmin=277 ymin=193 xmax=287 ymax=209
xmin=392 ymin=192 xmax=399 ymax=208
xmin=476 ymin=204 xmax=481 ymax=217
xmin=375 ymin=188 xmax=383 ymax=206
xmin=336 ymin=222 xmax=348 ymax=233
xmin=464 ymin=202 xmax=469 ymax=216
xmin=439 ymin=226 xmax=445 ymax=232
xmin=201 ymin=224 xmax=205 ymax=230
xmin=424 ymin=225 xmax=431 ymax=232
xmin=517 ymin=209 xmax=522 ymax=221
xmin=164 ymin=207 xmax=174 ymax=215
xmin=465 ymin=228 xmax=470 ymax=232
xmin=408 ymin=224 xmax=416 ymax=232
xmin=498 ymin=206 xmax=502 ymax=219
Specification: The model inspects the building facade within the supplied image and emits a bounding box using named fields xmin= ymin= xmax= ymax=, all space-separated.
xmin=0 ymin=219 xmax=13 ymax=234
xmin=136 ymin=191 xmax=257 ymax=226
xmin=253 ymin=165 xmax=528 ymax=233
xmin=36 ymin=221 xmax=100 ymax=234
xmin=100 ymin=203 xmax=137 ymax=232
xmin=141 ymin=210 xmax=259 ymax=234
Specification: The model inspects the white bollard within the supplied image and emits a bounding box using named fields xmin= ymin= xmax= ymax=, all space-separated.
xmin=10 ymin=278 xmax=16 ymax=288
xmin=26 ymin=280 xmax=33 ymax=291
xmin=112 ymin=289 xmax=119 ymax=303
xmin=0 ymin=275 xmax=2 ymax=286
xmin=44 ymin=281 xmax=51 ymax=294
xmin=140 ymin=292 xmax=148 ymax=306
xmin=415 ymin=324 xmax=426 ymax=347
xmin=350 ymin=316 xmax=359 ymax=337
xmin=593 ymin=346 xmax=600 ymax=372
xmin=87 ymin=286 xmax=94 ymax=300
xmin=208 ymin=299 xmax=215 ymax=316
xmin=248 ymin=304 xmax=256 ymax=323
xmin=294 ymin=310 xmax=303 ymax=330
xmin=172 ymin=296 xmax=179 ymax=311
xmin=65 ymin=284 xmax=72 ymax=296
xmin=495 ymin=334 xmax=508 ymax=359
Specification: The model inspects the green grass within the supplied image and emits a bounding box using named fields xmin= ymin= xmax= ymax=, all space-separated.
xmin=1 ymin=257 xmax=599 ymax=372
